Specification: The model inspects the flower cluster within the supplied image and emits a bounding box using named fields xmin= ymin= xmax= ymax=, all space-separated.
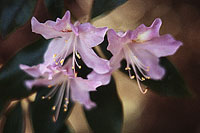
xmin=20 ymin=11 xmax=182 ymax=121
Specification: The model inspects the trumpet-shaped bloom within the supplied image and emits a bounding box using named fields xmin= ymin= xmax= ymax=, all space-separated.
xmin=31 ymin=11 xmax=110 ymax=74
xmin=20 ymin=58 xmax=101 ymax=121
xmin=106 ymin=18 xmax=182 ymax=93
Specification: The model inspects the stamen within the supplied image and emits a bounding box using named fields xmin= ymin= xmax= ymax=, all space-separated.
xmin=75 ymin=72 xmax=78 ymax=77
xmin=52 ymin=116 xmax=56 ymax=122
xmin=48 ymin=96 xmax=51 ymax=100
xmin=141 ymin=77 xmax=145 ymax=81
xmin=125 ymin=67 xmax=131 ymax=70
xmin=146 ymin=76 xmax=150 ymax=79
xmin=72 ymin=66 xmax=75 ymax=70
xmin=53 ymin=54 xmax=57 ymax=58
xmin=48 ymin=85 xmax=52 ymax=88
xmin=65 ymin=40 xmax=68 ymax=43
xmin=64 ymin=108 xmax=67 ymax=112
xmin=60 ymin=59 xmax=64 ymax=65
xmin=130 ymin=75 xmax=135 ymax=79
xmin=76 ymin=52 xmax=81 ymax=59
xmin=41 ymin=96 xmax=45 ymax=99
xmin=52 ymin=106 xmax=56 ymax=111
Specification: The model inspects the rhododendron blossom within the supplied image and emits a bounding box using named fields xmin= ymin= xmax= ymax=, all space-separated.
xmin=104 ymin=18 xmax=182 ymax=93
xmin=31 ymin=11 xmax=110 ymax=74
xmin=20 ymin=58 xmax=101 ymax=121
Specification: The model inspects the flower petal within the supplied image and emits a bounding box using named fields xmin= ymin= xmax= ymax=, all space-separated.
xmin=77 ymin=39 xmax=110 ymax=74
xmin=134 ymin=34 xmax=182 ymax=57
xmin=134 ymin=49 xmax=165 ymax=80
xmin=132 ymin=18 xmax=162 ymax=41
xmin=54 ymin=11 xmax=78 ymax=35
xmin=31 ymin=17 xmax=66 ymax=39
xmin=107 ymin=29 xmax=131 ymax=55
xmin=87 ymin=71 xmax=111 ymax=85
xmin=78 ymin=23 xmax=108 ymax=47
xmin=70 ymin=78 xmax=101 ymax=109
xmin=20 ymin=64 xmax=45 ymax=78
xmin=25 ymin=78 xmax=51 ymax=89
xmin=44 ymin=37 xmax=73 ymax=64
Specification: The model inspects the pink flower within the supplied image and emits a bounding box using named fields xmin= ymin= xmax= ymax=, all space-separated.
xmin=20 ymin=58 xmax=101 ymax=121
xmin=93 ymin=18 xmax=182 ymax=93
xmin=31 ymin=11 xmax=110 ymax=74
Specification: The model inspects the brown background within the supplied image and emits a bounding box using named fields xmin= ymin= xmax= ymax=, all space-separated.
xmin=0 ymin=0 xmax=200 ymax=132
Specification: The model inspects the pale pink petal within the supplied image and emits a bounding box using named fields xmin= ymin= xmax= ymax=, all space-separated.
xmin=107 ymin=29 xmax=123 ymax=55
xmin=20 ymin=64 xmax=42 ymax=78
xmin=134 ymin=49 xmax=165 ymax=80
xmin=132 ymin=18 xmax=162 ymax=41
xmin=54 ymin=11 xmax=79 ymax=35
xmin=70 ymin=78 xmax=101 ymax=109
xmin=77 ymin=39 xmax=110 ymax=74
xmin=107 ymin=29 xmax=131 ymax=55
xmin=134 ymin=34 xmax=183 ymax=57
xmin=109 ymin=50 xmax=124 ymax=70
xmin=31 ymin=17 xmax=66 ymax=39
xmin=78 ymin=23 xmax=108 ymax=47
xmin=25 ymin=72 xmax=64 ymax=89
xmin=44 ymin=37 xmax=73 ymax=64
xmin=25 ymin=79 xmax=50 ymax=89
xmin=87 ymin=71 xmax=111 ymax=85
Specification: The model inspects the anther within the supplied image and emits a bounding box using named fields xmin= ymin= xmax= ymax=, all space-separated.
xmin=72 ymin=66 xmax=75 ymax=70
xmin=64 ymin=104 xmax=67 ymax=108
xmin=41 ymin=96 xmax=45 ymax=99
xmin=53 ymin=54 xmax=57 ymax=58
xmin=52 ymin=106 xmax=56 ymax=111
xmin=60 ymin=59 xmax=64 ymax=65
xmin=55 ymin=62 xmax=58 ymax=65
xmin=65 ymin=40 xmax=68 ymax=43
xmin=64 ymin=108 xmax=67 ymax=112
xmin=48 ymin=96 xmax=51 ymax=100
xmin=78 ymin=66 xmax=82 ymax=69
xmin=130 ymin=75 xmax=135 ymax=79
xmin=146 ymin=76 xmax=150 ymax=79
xmin=141 ymin=77 xmax=145 ymax=81
xmin=48 ymin=85 xmax=52 ymax=88
xmin=125 ymin=67 xmax=131 ymax=70
xmin=65 ymin=98 xmax=68 ymax=101
xmin=76 ymin=52 xmax=81 ymax=59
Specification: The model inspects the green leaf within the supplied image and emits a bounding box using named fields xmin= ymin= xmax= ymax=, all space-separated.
xmin=30 ymin=87 xmax=74 ymax=133
xmin=0 ymin=39 xmax=49 ymax=101
xmin=3 ymin=103 xmax=25 ymax=133
xmin=120 ymin=58 xmax=190 ymax=97
xmin=91 ymin=0 xmax=127 ymax=18
xmin=45 ymin=0 xmax=64 ymax=19
xmin=84 ymin=77 xmax=123 ymax=133
xmin=0 ymin=0 xmax=37 ymax=37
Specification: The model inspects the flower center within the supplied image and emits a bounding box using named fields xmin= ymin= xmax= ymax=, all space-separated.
xmin=123 ymin=45 xmax=150 ymax=94
xmin=41 ymin=73 xmax=70 ymax=122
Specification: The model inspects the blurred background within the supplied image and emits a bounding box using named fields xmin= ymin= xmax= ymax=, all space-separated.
xmin=0 ymin=0 xmax=200 ymax=132
xmin=68 ymin=0 xmax=200 ymax=132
